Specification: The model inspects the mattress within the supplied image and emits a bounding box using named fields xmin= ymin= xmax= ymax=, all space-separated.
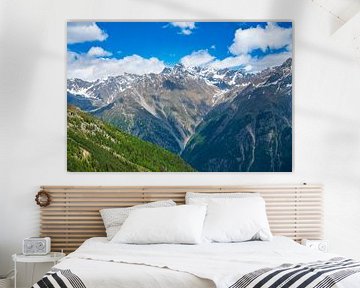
xmin=36 ymin=237 xmax=360 ymax=288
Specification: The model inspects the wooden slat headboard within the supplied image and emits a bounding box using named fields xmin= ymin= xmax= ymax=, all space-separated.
xmin=39 ymin=184 xmax=323 ymax=253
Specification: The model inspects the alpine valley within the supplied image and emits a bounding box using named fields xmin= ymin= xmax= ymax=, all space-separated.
xmin=67 ymin=58 xmax=292 ymax=172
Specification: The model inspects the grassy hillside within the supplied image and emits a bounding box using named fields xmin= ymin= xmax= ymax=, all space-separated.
xmin=67 ymin=106 xmax=195 ymax=172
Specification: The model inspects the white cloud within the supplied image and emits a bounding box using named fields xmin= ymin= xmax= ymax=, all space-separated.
xmin=244 ymin=65 xmax=253 ymax=72
xmin=246 ymin=52 xmax=292 ymax=73
xmin=170 ymin=22 xmax=196 ymax=35
xmin=180 ymin=50 xmax=215 ymax=67
xmin=178 ymin=23 xmax=291 ymax=72
xmin=209 ymin=55 xmax=251 ymax=70
xmin=170 ymin=22 xmax=195 ymax=29
xmin=180 ymin=50 xmax=250 ymax=70
xmin=179 ymin=48 xmax=290 ymax=72
xmin=181 ymin=29 xmax=193 ymax=36
xmin=67 ymin=22 xmax=108 ymax=44
xmin=87 ymin=47 xmax=112 ymax=57
xmin=229 ymin=22 xmax=292 ymax=55
xmin=67 ymin=52 xmax=165 ymax=81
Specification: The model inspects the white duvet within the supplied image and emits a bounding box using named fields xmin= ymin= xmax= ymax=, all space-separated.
xmin=54 ymin=237 xmax=360 ymax=288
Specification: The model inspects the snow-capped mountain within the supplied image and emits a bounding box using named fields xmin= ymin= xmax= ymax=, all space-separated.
xmin=68 ymin=63 xmax=250 ymax=104
xmin=67 ymin=58 xmax=292 ymax=171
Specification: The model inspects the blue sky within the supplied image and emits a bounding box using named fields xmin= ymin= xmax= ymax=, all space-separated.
xmin=67 ymin=21 xmax=292 ymax=81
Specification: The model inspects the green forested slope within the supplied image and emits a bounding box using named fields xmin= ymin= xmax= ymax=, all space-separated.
xmin=67 ymin=106 xmax=194 ymax=172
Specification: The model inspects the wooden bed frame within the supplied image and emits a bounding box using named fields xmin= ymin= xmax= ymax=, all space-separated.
xmin=39 ymin=184 xmax=323 ymax=253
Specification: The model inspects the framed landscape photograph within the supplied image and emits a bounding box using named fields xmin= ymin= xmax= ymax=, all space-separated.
xmin=67 ymin=21 xmax=293 ymax=172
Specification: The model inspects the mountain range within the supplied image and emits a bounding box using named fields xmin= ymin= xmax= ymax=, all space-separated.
xmin=67 ymin=58 xmax=292 ymax=172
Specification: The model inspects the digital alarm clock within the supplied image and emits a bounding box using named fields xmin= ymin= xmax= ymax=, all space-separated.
xmin=23 ymin=237 xmax=51 ymax=255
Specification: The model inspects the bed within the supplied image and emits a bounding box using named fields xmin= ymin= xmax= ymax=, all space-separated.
xmin=33 ymin=236 xmax=360 ymax=288
xmin=33 ymin=185 xmax=360 ymax=288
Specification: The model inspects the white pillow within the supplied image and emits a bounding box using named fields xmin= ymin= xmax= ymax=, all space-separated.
xmin=202 ymin=197 xmax=272 ymax=243
xmin=186 ymin=192 xmax=259 ymax=204
xmin=111 ymin=205 xmax=207 ymax=244
xmin=100 ymin=200 xmax=176 ymax=240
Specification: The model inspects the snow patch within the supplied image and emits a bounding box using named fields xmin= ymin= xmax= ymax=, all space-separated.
xmin=67 ymin=87 xmax=98 ymax=99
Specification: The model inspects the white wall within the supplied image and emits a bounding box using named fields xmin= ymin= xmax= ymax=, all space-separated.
xmin=1 ymin=0 xmax=360 ymax=285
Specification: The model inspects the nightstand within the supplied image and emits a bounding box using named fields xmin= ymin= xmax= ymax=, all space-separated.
xmin=301 ymin=239 xmax=328 ymax=252
xmin=12 ymin=252 xmax=65 ymax=288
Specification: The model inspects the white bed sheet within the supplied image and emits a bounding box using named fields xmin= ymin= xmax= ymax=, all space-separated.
xmin=54 ymin=236 xmax=360 ymax=288
xmin=56 ymin=258 xmax=214 ymax=288
xmin=56 ymin=237 xmax=214 ymax=288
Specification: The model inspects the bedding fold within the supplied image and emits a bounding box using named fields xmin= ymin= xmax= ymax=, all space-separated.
xmin=33 ymin=237 xmax=360 ymax=288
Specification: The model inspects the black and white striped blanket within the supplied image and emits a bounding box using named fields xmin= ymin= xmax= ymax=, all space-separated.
xmin=32 ymin=258 xmax=360 ymax=288
xmin=32 ymin=268 xmax=86 ymax=288
xmin=229 ymin=257 xmax=360 ymax=288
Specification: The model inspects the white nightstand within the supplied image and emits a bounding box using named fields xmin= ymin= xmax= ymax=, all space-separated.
xmin=301 ymin=239 xmax=328 ymax=252
xmin=12 ymin=252 xmax=65 ymax=288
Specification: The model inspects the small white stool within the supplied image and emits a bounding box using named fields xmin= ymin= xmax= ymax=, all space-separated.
xmin=12 ymin=252 xmax=65 ymax=288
